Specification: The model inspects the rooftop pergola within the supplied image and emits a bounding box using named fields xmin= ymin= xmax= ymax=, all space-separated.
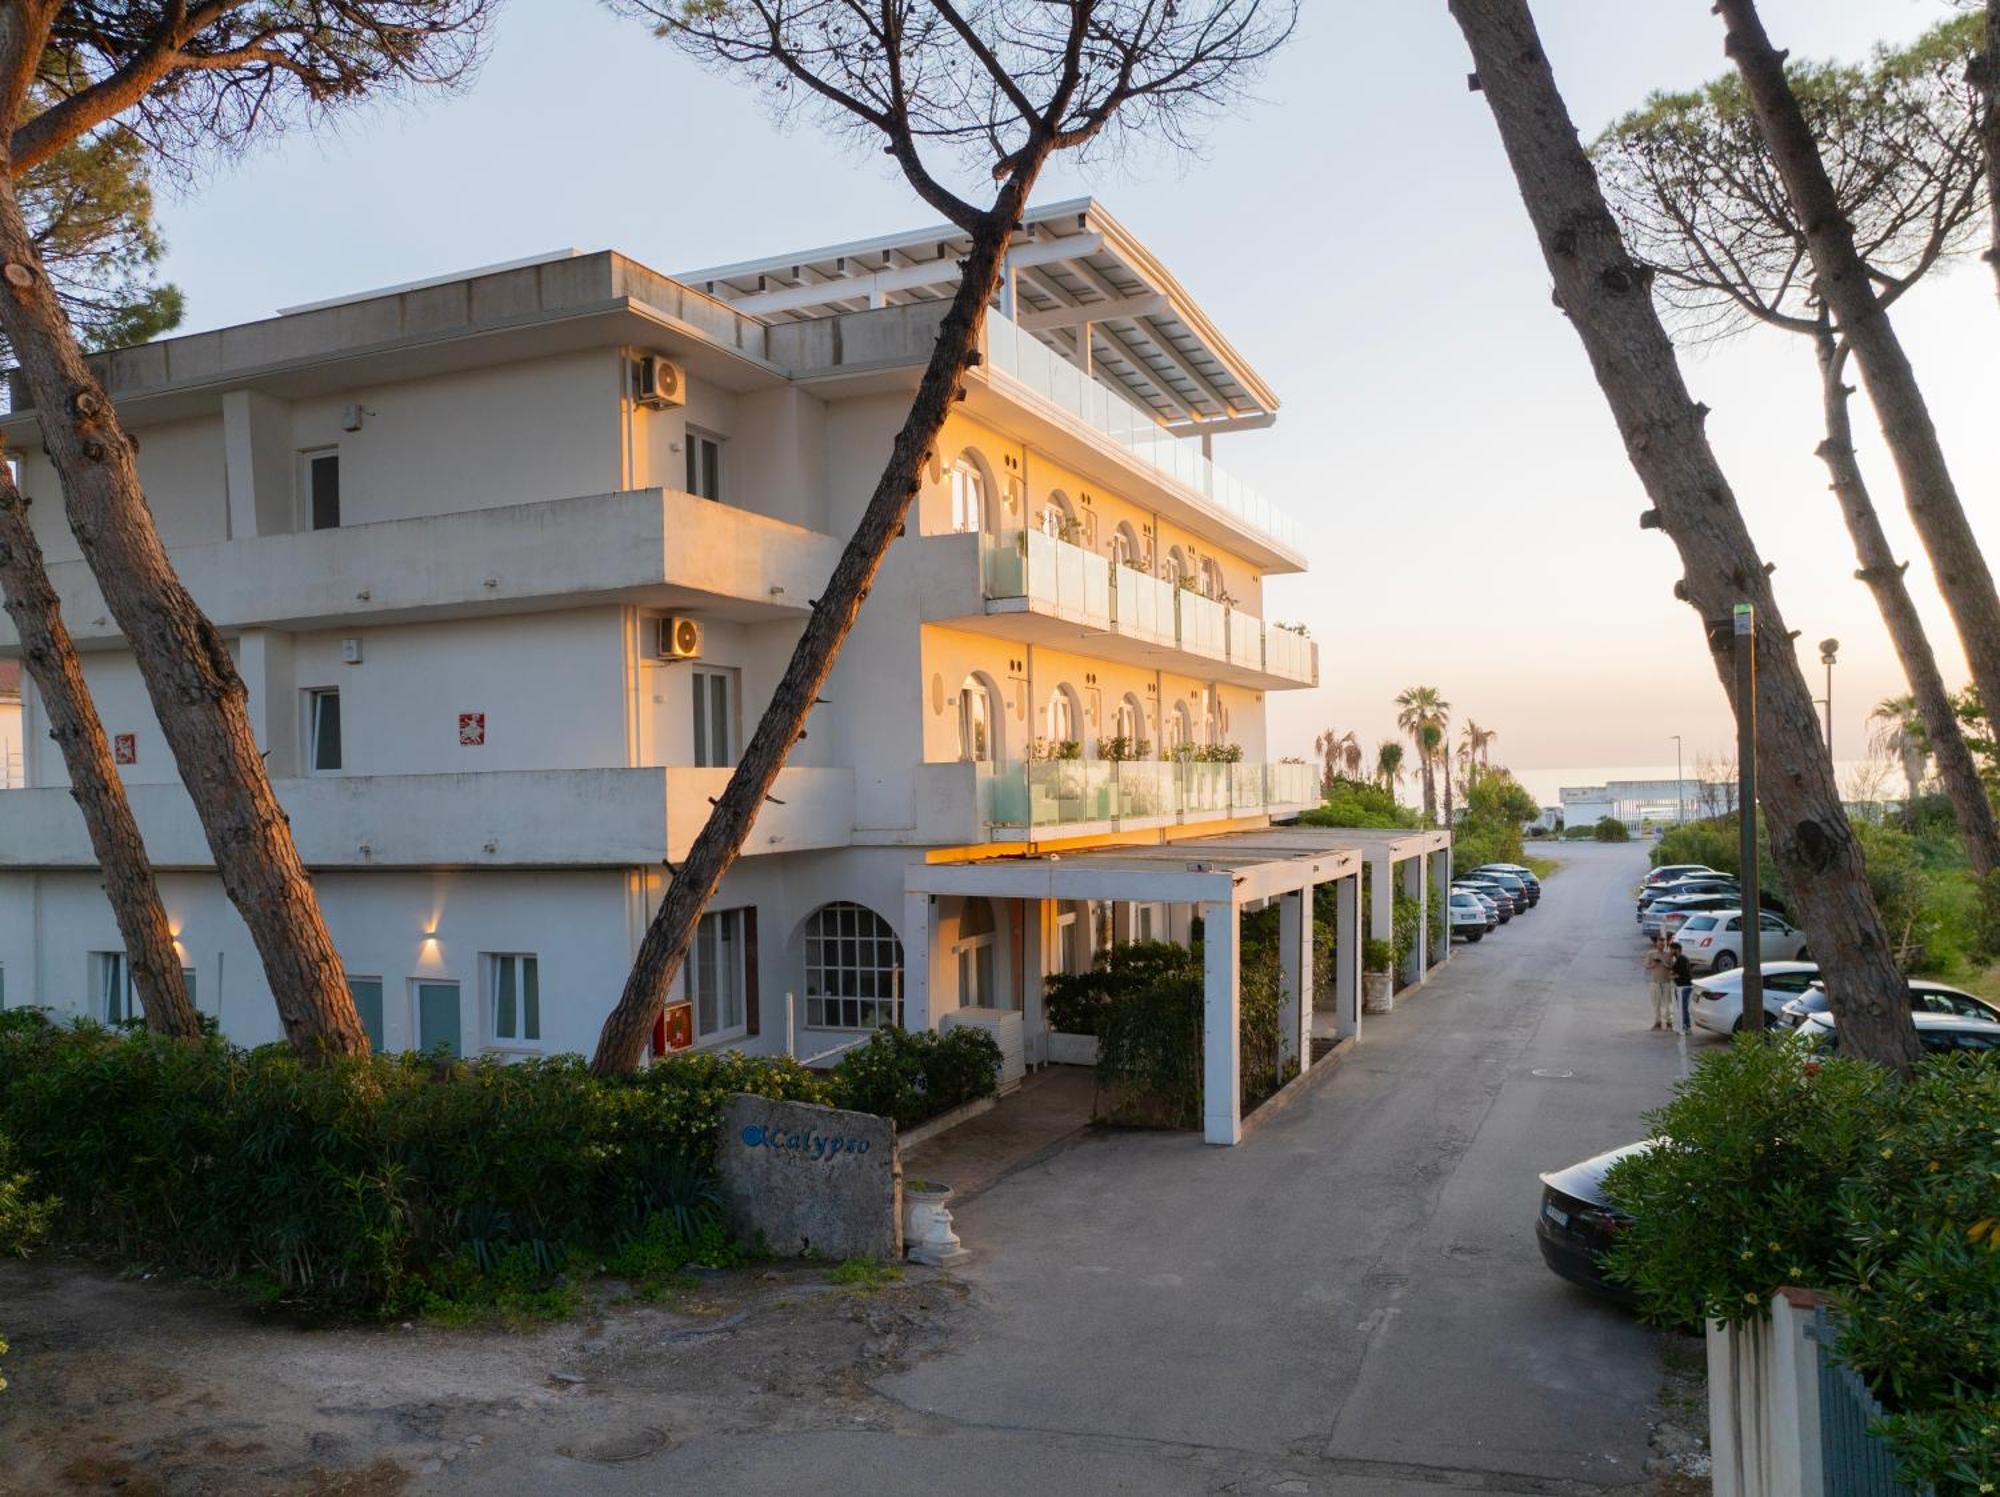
xmin=681 ymin=198 xmax=1279 ymax=437
xmin=904 ymin=825 xmax=1453 ymax=1145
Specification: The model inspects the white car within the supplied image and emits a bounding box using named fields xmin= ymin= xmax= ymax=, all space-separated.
xmin=1674 ymin=909 xmax=1809 ymax=974
xmin=1448 ymin=892 xmax=1490 ymax=941
xmin=1689 ymin=961 xmax=1822 ymax=1037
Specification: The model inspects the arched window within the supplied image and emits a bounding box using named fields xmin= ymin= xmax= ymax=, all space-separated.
xmin=950 ymin=452 xmax=990 ymax=536
xmin=1046 ymin=684 xmax=1079 ymax=746
xmin=1038 ymin=489 xmax=1074 ymax=540
xmin=1204 ymin=689 xmax=1225 ymax=746
xmin=1112 ymin=693 xmax=1145 ymax=748
xmin=1165 ymin=701 xmax=1194 ymax=754
xmin=954 ymin=897 xmax=998 ymax=1008
xmin=1163 ymin=545 xmax=1188 ymax=589
xmin=1199 ymin=556 xmax=1224 ymax=602
xmin=1109 ymin=521 xmax=1142 ymax=569
xmin=802 ymin=902 xmax=903 ymax=1031
xmin=958 ymin=673 xmax=999 ymax=764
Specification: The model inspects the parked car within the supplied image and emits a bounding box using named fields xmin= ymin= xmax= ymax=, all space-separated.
xmin=1448 ymin=893 xmax=1490 ymax=942
xmin=1477 ymin=870 xmax=1532 ymax=911
xmin=1637 ymin=877 xmax=1738 ymax=915
xmin=1674 ymin=910 xmax=1809 ymax=974
xmin=1535 ymin=1142 xmax=1650 ymax=1300
xmin=1689 ymin=961 xmax=1822 ymax=1036
xmin=1797 ymin=1010 xmax=2000 ymax=1054
xmin=1780 ymin=979 xmax=2000 ymax=1030
xmin=1474 ymin=863 xmax=1541 ymax=906
xmin=1453 ymin=886 xmax=1500 ymax=929
xmin=1642 ymin=864 xmax=1716 ymax=889
xmin=1456 ymin=878 xmax=1516 ymax=920
xmin=1643 ymin=892 xmax=1738 ymax=938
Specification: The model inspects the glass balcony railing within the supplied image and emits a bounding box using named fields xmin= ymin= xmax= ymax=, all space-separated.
xmin=982 ymin=311 xmax=1304 ymax=555
xmin=1178 ymin=589 xmax=1227 ymax=660
xmin=1263 ymin=625 xmax=1315 ymax=683
xmin=1226 ymin=607 xmax=1264 ymax=671
xmin=980 ymin=758 xmax=1318 ymax=834
xmin=1112 ymin=563 xmax=1177 ymax=646
xmin=985 ymin=527 xmax=1112 ymax=630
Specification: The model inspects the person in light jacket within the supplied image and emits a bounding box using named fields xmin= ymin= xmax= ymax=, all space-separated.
xmin=1643 ymin=936 xmax=1674 ymax=1032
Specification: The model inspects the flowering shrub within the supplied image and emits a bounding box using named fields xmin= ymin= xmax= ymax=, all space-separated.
xmin=825 ymin=1026 xmax=1002 ymax=1128
xmin=1603 ymin=1038 xmax=1999 ymax=1494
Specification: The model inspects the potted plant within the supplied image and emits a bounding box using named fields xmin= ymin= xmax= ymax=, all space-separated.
xmin=1363 ymin=936 xmax=1396 ymax=1015
xmin=903 ymin=1179 xmax=970 ymax=1267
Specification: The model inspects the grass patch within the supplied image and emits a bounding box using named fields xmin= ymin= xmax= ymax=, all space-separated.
xmin=1524 ymin=854 xmax=1561 ymax=880
xmin=827 ymin=1256 xmax=903 ymax=1290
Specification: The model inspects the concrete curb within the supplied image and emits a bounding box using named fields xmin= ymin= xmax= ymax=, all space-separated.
xmin=898 ymin=1094 xmax=999 ymax=1152
xmin=1240 ymin=1036 xmax=1356 ymax=1140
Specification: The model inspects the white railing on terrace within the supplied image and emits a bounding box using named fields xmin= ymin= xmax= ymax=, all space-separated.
xmin=981 ymin=529 xmax=1315 ymax=684
xmin=979 ymin=758 xmax=1316 ymax=834
xmin=982 ymin=311 xmax=1304 ymax=555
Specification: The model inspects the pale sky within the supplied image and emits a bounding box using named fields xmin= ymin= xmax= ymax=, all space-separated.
xmin=149 ymin=0 xmax=1996 ymax=794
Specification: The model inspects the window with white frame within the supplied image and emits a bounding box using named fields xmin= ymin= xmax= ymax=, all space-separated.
xmin=1046 ymin=685 xmax=1078 ymax=745
xmin=686 ymin=431 xmax=723 ymax=501
xmin=691 ymin=908 xmax=748 ymax=1043
xmin=690 ymin=666 xmax=736 ymax=768
xmin=300 ymin=448 xmax=340 ymax=530
xmin=485 ymin=953 xmax=541 ymax=1046
xmin=90 ymin=950 xmax=134 ymax=1023
xmin=803 ymin=902 xmax=902 ymax=1031
xmin=305 ymin=688 xmax=342 ymax=773
xmin=954 ymin=898 xmax=998 ymax=1008
xmin=950 ymin=456 xmax=987 ymax=535
xmin=349 ymin=976 xmax=385 ymax=1052
xmin=1052 ymin=903 xmax=1082 ymax=976
xmin=958 ymin=675 xmax=995 ymax=763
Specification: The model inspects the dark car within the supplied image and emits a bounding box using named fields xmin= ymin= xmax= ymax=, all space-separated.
xmin=1535 ymin=1142 xmax=1650 ymax=1300
xmin=1456 ymin=877 xmax=1517 ymax=920
xmin=1475 ymin=864 xmax=1541 ymax=906
xmin=1477 ymin=870 xmax=1533 ymax=911
xmin=1637 ymin=877 xmax=1737 ymax=914
xmin=1645 ymin=892 xmax=1740 ymax=939
xmin=1780 ymin=979 xmax=2000 ymax=1030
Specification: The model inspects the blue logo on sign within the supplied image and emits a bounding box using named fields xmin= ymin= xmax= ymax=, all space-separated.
xmin=737 ymin=1120 xmax=871 ymax=1161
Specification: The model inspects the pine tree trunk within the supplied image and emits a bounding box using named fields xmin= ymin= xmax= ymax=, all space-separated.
xmin=1448 ymin=0 xmax=1918 ymax=1073
xmin=1979 ymin=1 xmax=2000 ymax=305
xmin=589 ymin=175 xmax=1041 ymax=1076
xmin=0 ymin=174 xmax=367 ymax=1061
xmin=1717 ymin=0 xmax=2000 ymax=735
xmin=1813 ymin=330 xmax=2000 ymax=878
xmin=0 ymin=463 xmax=198 ymax=1038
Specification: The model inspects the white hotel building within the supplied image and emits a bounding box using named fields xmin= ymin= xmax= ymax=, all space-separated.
xmin=0 ymin=202 xmax=1449 ymax=1141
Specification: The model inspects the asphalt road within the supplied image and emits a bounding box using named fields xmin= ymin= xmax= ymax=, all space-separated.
xmin=654 ymin=839 xmax=1697 ymax=1496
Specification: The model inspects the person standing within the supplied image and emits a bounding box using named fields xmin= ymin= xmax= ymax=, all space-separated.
xmin=1670 ymin=942 xmax=1695 ymax=1035
xmin=1643 ymin=936 xmax=1674 ymax=1031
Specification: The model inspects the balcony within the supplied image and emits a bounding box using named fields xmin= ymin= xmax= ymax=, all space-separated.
xmin=0 ymin=488 xmax=843 ymax=649
xmin=917 ymin=758 xmax=1317 ymax=845
xmin=920 ymin=528 xmax=1318 ymax=690
xmin=976 ymin=311 xmax=1306 ymax=570
xmin=0 ymin=765 xmax=854 ymax=870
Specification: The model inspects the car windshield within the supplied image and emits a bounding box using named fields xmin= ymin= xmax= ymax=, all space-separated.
xmin=1680 ymin=916 xmax=1717 ymax=931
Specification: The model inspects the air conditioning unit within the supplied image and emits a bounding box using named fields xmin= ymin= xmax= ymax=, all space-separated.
xmin=655 ymin=615 xmax=704 ymax=661
xmin=632 ymin=353 xmax=686 ymax=408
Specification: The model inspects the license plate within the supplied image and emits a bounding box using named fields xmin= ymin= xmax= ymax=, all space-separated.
xmin=1542 ymin=1201 xmax=1570 ymax=1229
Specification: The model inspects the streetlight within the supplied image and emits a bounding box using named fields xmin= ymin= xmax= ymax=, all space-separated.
xmin=1818 ymin=638 xmax=1840 ymax=757
xmin=1670 ymin=733 xmax=1684 ymax=826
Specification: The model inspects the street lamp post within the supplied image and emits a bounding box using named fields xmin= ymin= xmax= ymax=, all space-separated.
xmin=1819 ymin=638 xmax=1840 ymax=758
xmin=1671 ymin=734 xmax=1684 ymax=826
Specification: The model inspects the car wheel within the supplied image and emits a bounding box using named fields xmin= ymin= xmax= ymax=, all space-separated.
xmin=1731 ymin=1016 xmax=1745 ymax=1035
xmin=1710 ymin=951 xmax=1737 ymax=973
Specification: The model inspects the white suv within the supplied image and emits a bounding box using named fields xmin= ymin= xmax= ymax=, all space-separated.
xmin=1674 ymin=909 xmax=1809 ymax=974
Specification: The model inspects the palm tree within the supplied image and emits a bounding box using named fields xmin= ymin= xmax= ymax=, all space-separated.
xmin=1461 ymin=719 xmax=1497 ymax=775
xmin=1396 ymin=686 xmax=1451 ymax=826
xmin=1870 ymin=695 xmax=1930 ymax=811
xmin=1314 ymin=728 xmax=1363 ymax=796
xmin=1375 ymin=740 xmax=1405 ymax=795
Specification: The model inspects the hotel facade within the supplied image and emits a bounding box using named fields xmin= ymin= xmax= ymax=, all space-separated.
xmin=0 ymin=202 xmax=1446 ymax=1140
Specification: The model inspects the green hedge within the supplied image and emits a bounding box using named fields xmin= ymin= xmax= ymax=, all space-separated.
xmin=1604 ymin=1039 xmax=1998 ymax=1494
xmin=0 ymin=1009 xmax=999 ymax=1315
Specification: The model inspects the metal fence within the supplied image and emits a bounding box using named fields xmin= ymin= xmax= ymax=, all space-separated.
xmin=1812 ymin=1305 xmax=1923 ymax=1497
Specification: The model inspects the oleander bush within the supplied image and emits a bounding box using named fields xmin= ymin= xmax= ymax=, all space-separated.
xmin=0 ymin=1011 xmax=831 ymax=1315
xmin=1592 ymin=815 xmax=1631 ymax=842
xmin=824 ymin=1025 xmax=1002 ymax=1129
xmin=1603 ymin=1038 xmax=1999 ymax=1494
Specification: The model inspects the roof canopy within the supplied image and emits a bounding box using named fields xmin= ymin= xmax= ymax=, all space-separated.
xmin=681 ymin=198 xmax=1278 ymax=435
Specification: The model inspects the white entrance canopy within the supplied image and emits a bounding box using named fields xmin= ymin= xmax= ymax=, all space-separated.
xmin=904 ymin=827 xmax=1455 ymax=1146
xmin=681 ymin=198 xmax=1279 ymax=436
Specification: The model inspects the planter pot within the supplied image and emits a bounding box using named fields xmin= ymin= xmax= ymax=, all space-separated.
xmin=904 ymin=1184 xmax=971 ymax=1268
xmin=1046 ymin=1031 xmax=1100 ymax=1067
xmin=1363 ymin=971 xmax=1395 ymax=1015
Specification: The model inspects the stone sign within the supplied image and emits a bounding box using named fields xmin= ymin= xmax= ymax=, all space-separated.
xmin=717 ymin=1094 xmax=901 ymax=1261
